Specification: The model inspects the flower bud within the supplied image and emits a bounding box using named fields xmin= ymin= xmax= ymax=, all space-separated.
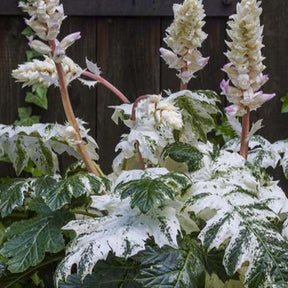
xmin=53 ymin=45 xmax=66 ymax=63
xmin=60 ymin=32 xmax=81 ymax=50
xmin=29 ymin=40 xmax=52 ymax=55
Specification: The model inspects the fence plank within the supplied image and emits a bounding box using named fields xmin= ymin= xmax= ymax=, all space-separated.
xmin=96 ymin=18 xmax=161 ymax=173
xmin=0 ymin=16 xmax=26 ymax=177
xmin=0 ymin=0 xmax=237 ymax=17
xmin=161 ymin=17 xmax=227 ymax=97
xmin=252 ymin=0 xmax=288 ymax=190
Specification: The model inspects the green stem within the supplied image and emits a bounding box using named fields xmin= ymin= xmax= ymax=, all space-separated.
xmin=3 ymin=256 xmax=63 ymax=288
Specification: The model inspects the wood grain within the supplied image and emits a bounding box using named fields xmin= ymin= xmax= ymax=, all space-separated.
xmin=0 ymin=17 xmax=26 ymax=177
xmin=251 ymin=0 xmax=288 ymax=190
xmin=0 ymin=0 xmax=237 ymax=17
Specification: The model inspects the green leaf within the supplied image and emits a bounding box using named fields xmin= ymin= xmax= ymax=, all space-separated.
xmin=14 ymin=107 xmax=40 ymax=126
xmin=32 ymin=173 xmax=106 ymax=211
xmin=0 ymin=179 xmax=29 ymax=217
xmin=204 ymin=249 xmax=234 ymax=283
xmin=26 ymin=50 xmax=42 ymax=62
xmin=0 ymin=211 xmax=72 ymax=273
xmin=0 ymin=260 xmax=5 ymax=277
xmin=136 ymin=238 xmax=205 ymax=288
xmin=117 ymin=173 xmax=189 ymax=213
xmin=25 ymin=85 xmax=48 ymax=110
xmin=21 ymin=26 xmax=35 ymax=36
xmin=281 ymin=93 xmax=288 ymax=113
xmin=59 ymin=253 xmax=141 ymax=288
xmin=162 ymin=142 xmax=203 ymax=172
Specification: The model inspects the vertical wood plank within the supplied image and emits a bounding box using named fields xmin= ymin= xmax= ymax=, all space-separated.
xmin=251 ymin=0 xmax=288 ymax=189
xmin=97 ymin=17 xmax=161 ymax=173
xmin=161 ymin=17 xmax=227 ymax=98
xmin=0 ymin=17 xmax=26 ymax=124
xmin=0 ymin=16 xmax=26 ymax=177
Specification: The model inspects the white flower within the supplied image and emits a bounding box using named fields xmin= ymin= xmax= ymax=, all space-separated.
xmin=221 ymin=0 xmax=275 ymax=116
xmin=155 ymin=101 xmax=183 ymax=130
xmin=12 ymin=56 xmax=82 ymax=87
xmin=20 ymin=0 xmax=65 ymax=40
xmin=160 ymin=0 xmax=209 ymax=83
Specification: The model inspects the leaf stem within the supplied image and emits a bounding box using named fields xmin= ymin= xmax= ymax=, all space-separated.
xmin=82 ymin=70 xmax=130 ymax=104
xmin=49 ymin=40 xmax=100 ymax=176
xmin=240 ymin=108 xmax=250 ymax=159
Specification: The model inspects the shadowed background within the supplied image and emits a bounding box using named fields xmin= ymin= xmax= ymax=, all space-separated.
xmin=0 ymin=0 xmax=287 ymax=187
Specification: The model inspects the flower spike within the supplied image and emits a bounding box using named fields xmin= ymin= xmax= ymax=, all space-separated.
xmin=160 ymin=0 xmax=209 ymax=86
xmin=221 ymin=0 xmax=275 ymax=117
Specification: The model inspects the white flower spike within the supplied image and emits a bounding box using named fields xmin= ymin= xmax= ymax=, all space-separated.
xmin=20 ymin=0 xmax=65 ymax=41
xmin=160 ymin=0 xmax=209 ymax=84
xmin=221 ymin=0 xmax=275 ymax=116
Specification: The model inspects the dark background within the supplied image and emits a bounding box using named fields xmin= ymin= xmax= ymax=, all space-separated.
xmin=0 ymin=0 xmax=287 ymax=183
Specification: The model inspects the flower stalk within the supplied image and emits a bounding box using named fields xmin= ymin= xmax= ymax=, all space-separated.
xmin=82 ymin=70 xmax=130 ymax=104
xmin=49 ymin=40 xmax=100 ymax=176
xmin=240 ymin=108 xmax=250 ymax=159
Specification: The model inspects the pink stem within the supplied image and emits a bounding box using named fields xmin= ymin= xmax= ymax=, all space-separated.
xmin=180 ymin=81 xmax=188 ymax=91
xmin=83 ymin=70 xmax=130 ymax=104
xmin=49 ymin=40 xmax=100 ymax=176
xmin=240 ymin=108 xmax=250 ymax=159
xmin=180 ymin=64 xmax=188 ymax=91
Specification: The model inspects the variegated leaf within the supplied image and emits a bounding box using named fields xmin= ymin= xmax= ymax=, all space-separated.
xmin=55 ymin=194 xmax=180 ymax=284
xmin=0 ymin=179 xmax=29 ymax=217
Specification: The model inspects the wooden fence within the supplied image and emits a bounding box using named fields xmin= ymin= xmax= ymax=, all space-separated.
xmin=0 ymin=0 xmax=288 ymax=186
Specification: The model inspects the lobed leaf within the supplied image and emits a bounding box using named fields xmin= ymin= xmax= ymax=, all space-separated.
xmin=0 ymin=211 xmax=72 ymax=273
xmin=116 ymin=169 xmax=190 ymax=213
xmin=32 ymin=173 xmax=107 ymax=211
xmin=0 ymin=179 xmax=29 ymax=217
xmin=55 ymin=194 xmax=180 ymax=283
xmin=136 ymin=237 xmax=205 ymax=288
xmin=0 ymin=122 xmax=98 ymax=175
xmin=59 ymin=253 xmax=140 ymax=288
xmin=185 ymin=150 xmax=288 ymax=287
xmin=162 ymin=142 xmax=203 ymax=172
xmin=172 ymin=90 xmax=220 ymax=143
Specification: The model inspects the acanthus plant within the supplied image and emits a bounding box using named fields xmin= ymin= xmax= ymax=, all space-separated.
xmin=0 ymin=0 xmax=288 ymax=287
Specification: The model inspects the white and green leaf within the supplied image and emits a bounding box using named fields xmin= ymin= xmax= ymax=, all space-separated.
xmin=162 ymin=142 xmax=203 ymax=172
xmin=0 ymin=122 xmax=98 ymax=175
xmin=0 ymin=179 xmax=29 ymax=217
xmin=32 ymin=173 xmax=108 ymax=211
xmin=55 ymin=194 xmax=180 ymax=284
